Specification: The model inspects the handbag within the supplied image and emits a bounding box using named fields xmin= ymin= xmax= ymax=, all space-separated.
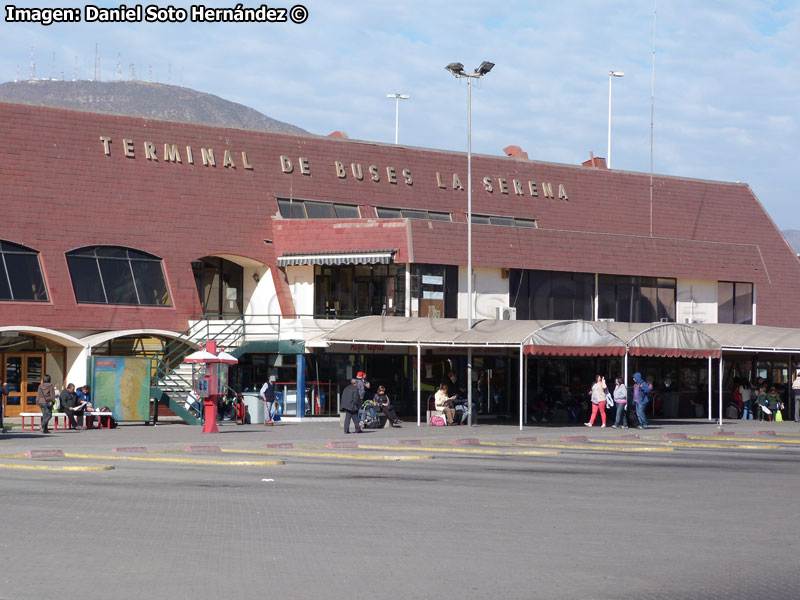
xmin=605 ymin=392 xmax=614 ymax=410
xmin=775 ymin=409 xmax=783 ymax=422
xmin=52 ymin=395 xmax=60 ymax=411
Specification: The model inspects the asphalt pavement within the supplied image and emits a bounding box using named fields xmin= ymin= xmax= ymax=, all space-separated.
xmin=1 ymin=417 xmax=799 ymax=600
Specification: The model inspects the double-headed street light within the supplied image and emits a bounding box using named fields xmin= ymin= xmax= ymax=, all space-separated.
xmin=445 ymin=60 xmax=494 ymax=426
xmin=386 ymin=93 xmax=410 ymax=144
xmin=608 ymin=71 xmax=624 ymax=169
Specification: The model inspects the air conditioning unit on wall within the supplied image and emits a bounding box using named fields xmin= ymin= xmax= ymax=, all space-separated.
xmin=496 ymin=306 xmax=517 ymax=320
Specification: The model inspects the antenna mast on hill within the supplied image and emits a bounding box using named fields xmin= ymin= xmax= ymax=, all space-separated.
xmin=94 ymin=43 xmax=99 ymax=81
xmin=50 ymin=51 xmax=55 ymax=79
xmin=116 ymin=53 xmax=122 ymax=81
xmin=129 ymin=64 xmax=135 ymax=81
xmin=649 ymin=0 xmax=657 ymax=238
xmin=29 ymin=47 xmax=35 ymax=80
xmin=148 ymin=65 xmax=152 ymax=82
xmin=73 ymin=56 xmax=78 ymax=81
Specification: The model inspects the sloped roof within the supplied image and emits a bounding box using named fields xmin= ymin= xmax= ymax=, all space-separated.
xmin=320 ymin=316 xmax=800 ymax=357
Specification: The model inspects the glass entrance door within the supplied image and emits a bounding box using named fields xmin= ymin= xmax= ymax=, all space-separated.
xmin=3 ymin=353 xmax=44 ymax=417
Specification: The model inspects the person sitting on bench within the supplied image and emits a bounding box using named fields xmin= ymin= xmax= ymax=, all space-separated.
xmin=373 ymin=385 xmax=402 ymax=427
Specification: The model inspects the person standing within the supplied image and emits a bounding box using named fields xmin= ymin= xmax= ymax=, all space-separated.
xmin=611 ymin=377 xmax=628 ymax=429
xmin=341 ymin=378 xmax=362 ymax=434
xmin=740 ymin=378 xmax=754 ymax=420
xmin=792 ymin=370 xmax=800 ymax=423
xmin=0 ymin=380 xmax=7 ymax=431
xmin=355 ymin=371 xmax=370 ymax=404
xmin=60 ymin=383 xmax=79 ymax=429
xmin=36 ymin=374 xmax=56 ymax=433
xmin=260 ymin=375 xmax=277 ymax=424
xmin=633 ymin=372 xmax=651 ymax=429
xmin=585 ymin=375 xmax=608 ymax=427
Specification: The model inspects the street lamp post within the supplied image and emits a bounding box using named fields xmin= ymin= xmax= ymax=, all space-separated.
xmin=445 ymin=60 xmax=493 ymax=427
xmin=386 ymin=93 xmax=409 ymax=144
xmin=607 ymin=71 xmax=624 ymax=169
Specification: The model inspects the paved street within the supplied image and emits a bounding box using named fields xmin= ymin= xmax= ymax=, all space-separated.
xmin=1 ymin=418 xmax=799 ymax=600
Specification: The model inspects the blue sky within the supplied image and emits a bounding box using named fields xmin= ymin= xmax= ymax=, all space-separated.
xmin=3 ymin=1 xmax=799 ymax=228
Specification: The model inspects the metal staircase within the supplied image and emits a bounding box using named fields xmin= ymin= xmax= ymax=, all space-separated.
xmin=151 ymin=316 xmax=246 ymax=425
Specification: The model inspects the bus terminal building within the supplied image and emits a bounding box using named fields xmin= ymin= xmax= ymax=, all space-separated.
xmin=2 ymin=100 xmax=800 ymax=423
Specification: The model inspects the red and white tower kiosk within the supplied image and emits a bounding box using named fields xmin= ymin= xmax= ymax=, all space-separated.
xmin=184 ymin=341 xmax=238 ymax=434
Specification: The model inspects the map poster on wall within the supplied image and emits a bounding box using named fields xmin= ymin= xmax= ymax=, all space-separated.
xmin=92 ymin=357 xmax=152 ymax=421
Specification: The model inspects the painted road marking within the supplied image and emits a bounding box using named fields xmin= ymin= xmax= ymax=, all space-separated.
xmin=358 ymin=444 xmax=560 ymax=456
xmin=219 ymin=448 xmax=435 ymax=461
xmin=0 ymin=462 xmax=114 ymax=472
xmin=65 ymin=453 xmax=285 ymax=466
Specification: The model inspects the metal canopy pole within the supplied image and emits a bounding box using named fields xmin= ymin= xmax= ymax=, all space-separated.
xmin=707 ymin=356 xmax=712 ymax=420
xmin=524 ymin=352 xmax=529 ymax=424
xmin=718 ymin=355 xmax=724 ymax=427
xmin=519 ymin=344 xmax=524 ymax=430
xmin=417 ymin=343 xmax=421 ymax=427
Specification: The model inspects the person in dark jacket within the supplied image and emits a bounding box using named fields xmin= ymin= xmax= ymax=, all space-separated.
xmin=373 ymin=385 xmax=402 ymax=427
xmin=36 ymin=374 xmax=56 ymax=433
xmin=341 ymin=379 xmax=362 ymax=434
xmin=60 ymin=383 xmax=80 ymax=429
xmin=0 ymin=380 xmax=7 ymax=431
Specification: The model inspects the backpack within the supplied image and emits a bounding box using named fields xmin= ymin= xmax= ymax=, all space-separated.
xmin=429 ymin=414 xmax=447 ymax=426
xmin=99 ymin=406 xmax=117 ymax=428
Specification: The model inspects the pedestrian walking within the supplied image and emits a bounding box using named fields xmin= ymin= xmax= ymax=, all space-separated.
xmin=611 ymin=377 xmax=628 ymax=429
xmin=36 ymin=374 xmax=56 ymax=433
xmin=341 ymin=378 xmax=362 ymax=434
xmin=792 ymin=370 xmax=800 ymax=422
xmin=633 ymin=372 xmax=651 ymax=429
xmin=585 ymin=375 xmax=608 ymax=427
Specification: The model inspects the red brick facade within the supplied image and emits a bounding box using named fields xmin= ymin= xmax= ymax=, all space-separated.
xmin=1 ymin=101 xmax=799 ymax=330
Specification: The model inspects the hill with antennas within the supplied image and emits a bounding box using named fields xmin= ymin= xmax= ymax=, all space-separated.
xmin=0 ymin=79 xmax=309 ymax=135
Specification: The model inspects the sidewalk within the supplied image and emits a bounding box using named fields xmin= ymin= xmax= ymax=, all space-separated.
xmin=2 ymin=416 xmax=798 ymax=455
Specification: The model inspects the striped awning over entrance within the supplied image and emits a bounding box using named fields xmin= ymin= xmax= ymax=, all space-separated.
xmin=277 ymin=249 xmax=396 ymax=267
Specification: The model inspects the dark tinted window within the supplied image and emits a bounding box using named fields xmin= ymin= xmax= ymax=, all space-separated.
xmin=511 ymin=269 xmax=595 ymax=320
xmin=67 ymin=247 xmax=170 ymax=306
xmin=0 ymin=241 xmax=49 ymax=302
xmin=376 ymin=207 xmax=402 ymax=218
xmin=305 ymin=201 xmax=335 ymax=218
xmin=277 ymin=199 xmax=306 ymax=218
xmin=597 ymin=274 xmax=675 ymax=322
xmin=192 ymin=257 xmax=243 ymax=316
xmin=719 ymin=281 xmax=752 ymax=324
xmin=471 ymin=215 xmax=491 ymax=225
xmin=490 ymin=216 xmax=514 ymax=227
xmin=402 ymin=209 xmax=427 ymax=220
xmin=428 ymin=211 xmax=451 ymax=222
xmin=333 ymin=204 xmax=360 ymax=218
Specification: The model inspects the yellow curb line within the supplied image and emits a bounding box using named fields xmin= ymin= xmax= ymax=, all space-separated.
xmin=524 ymin=443 xmax=674 ymax=452
xmin=664 ymin=442 xmax=779 ymax=449
xmin=0 ymin=453 xmax=27 ymax=459
xmin=359 ymin=444 xmax=560 ymax=456
xmin=689 ymin=436 xmax=800 ymax=444
xmin=0 ymin=463 xmax=114 ymax=472
xmin=65 ymin=453 xmax=285 ymax=466
xmin=219 ymin=448 xmax=434 ymax=461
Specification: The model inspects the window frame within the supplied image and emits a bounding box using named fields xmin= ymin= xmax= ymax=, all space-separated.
xmin=66 ymin=246 xmax=171 ymax=307
xmin=0 ymin=240 xmax=49 ymax=302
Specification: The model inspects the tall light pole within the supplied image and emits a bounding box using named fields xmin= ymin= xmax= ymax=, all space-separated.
xmin=445 ymin=60 xmax=493 ymax=426
xmin=386 ymin=93 xmax=409 ymax=144
xmin=607 ymin=71 xmax=624 ymax=168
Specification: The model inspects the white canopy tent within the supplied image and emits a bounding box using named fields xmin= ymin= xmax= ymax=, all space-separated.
xmin=316 ymin=317 xmax=800 ymax=429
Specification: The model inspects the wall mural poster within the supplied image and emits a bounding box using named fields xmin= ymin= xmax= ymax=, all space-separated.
xmin=92 ymin=357 xmax=152 ymax=421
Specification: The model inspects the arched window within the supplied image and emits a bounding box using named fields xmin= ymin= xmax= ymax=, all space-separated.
xmin=0 ymin=240 xmax=48 ymax=302
xmin=66 ymin=246 xmax=171 ymax=306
